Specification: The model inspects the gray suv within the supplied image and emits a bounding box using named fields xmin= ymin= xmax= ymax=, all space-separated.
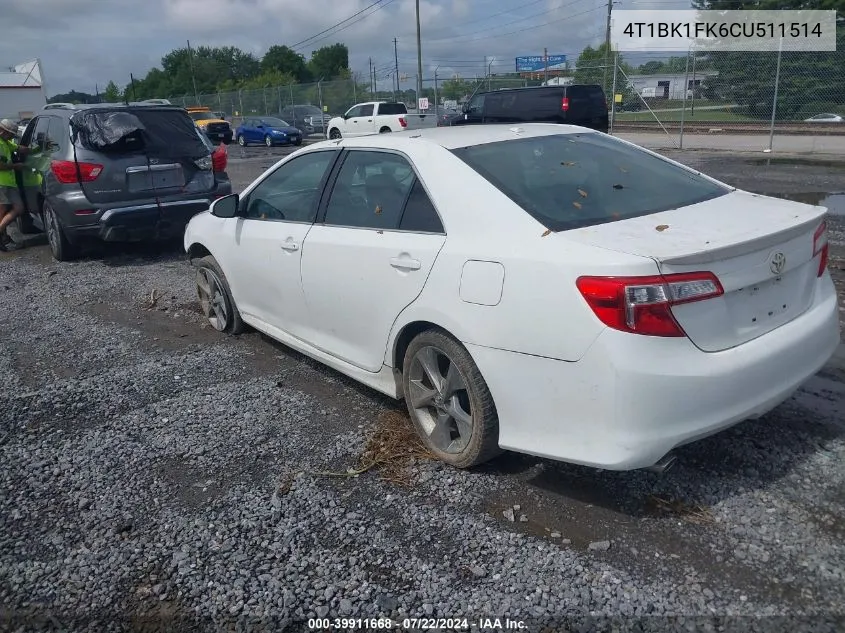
xmin=17 ymin=103 xmax=232 ymax=261
xmin=278 ymin=104 xmax=332 ymax=136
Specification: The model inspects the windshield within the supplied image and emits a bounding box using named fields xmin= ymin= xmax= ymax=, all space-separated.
xmin=259 ymin=117 xmax=290 ymax=127
xmin=451 ymin=132 xmax=730 ymax=232
xmin=189 ymin=112 xmax=216 ymax=121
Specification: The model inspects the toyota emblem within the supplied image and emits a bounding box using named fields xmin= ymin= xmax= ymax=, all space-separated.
xmin=769 ymin=252 xmax=786 ymax=275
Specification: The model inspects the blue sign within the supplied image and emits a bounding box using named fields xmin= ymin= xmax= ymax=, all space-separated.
xmin=515 ymin=54 xmax=567 ymax=72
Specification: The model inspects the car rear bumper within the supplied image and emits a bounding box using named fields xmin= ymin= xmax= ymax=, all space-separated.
xmin=466 ymin=274 xmax=841 ymax=470
xmin=56 ymin=180 xmax=232 ymax=243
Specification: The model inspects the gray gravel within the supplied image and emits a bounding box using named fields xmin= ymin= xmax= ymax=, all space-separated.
xmin=1 ymin=153 xmax=844 ymax=632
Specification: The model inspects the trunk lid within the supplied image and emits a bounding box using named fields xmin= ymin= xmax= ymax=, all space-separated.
xmin=564 ymin=189 xmax=828 ymax=352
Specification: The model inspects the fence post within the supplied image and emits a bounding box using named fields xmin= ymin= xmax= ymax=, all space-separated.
xmin=768 ymin=37 xmax=783 ymax=152
xmin=434 ymin=69 xmax=439 ymax=116
xmin=317 ymin=79 xmax=325 ymax=122
xmin=289 ymin=83 xmax=294 ymax=107
xmin=238 ymin=90 xmax=243 ymax=116
xmin=610 ymin=53 xmax=618 ymax=135
xmin=679 ymin=50 xmax=690 ymax=150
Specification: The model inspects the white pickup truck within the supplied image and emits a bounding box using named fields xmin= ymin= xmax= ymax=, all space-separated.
xmin=326 ymin=101 xmax=436 ymax=139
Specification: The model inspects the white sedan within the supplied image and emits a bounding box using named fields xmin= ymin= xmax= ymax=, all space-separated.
xmin=804 ymin=113 xmax=843 ymax=123
xmin=183 ymin=124 xmax=840 ymax=471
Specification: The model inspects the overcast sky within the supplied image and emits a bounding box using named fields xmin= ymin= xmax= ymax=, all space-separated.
xmin=5 ymin=0 xmax=690 ymax=96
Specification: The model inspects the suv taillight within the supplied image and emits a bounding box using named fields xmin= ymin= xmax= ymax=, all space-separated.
xmin=398 ymin=117 xmax=407 ymax=128
xmin=576 ymin=272 xmax=723 ymax=337
xmin=813 ymin=220 xmax=829 ymax=277
xmin=561 ymin=97 xmax=570 ymax=112
xmin=211 ymin=143 xmax=227 ymax=172
xmin=51 ymin=160 xmax=102 ymax=184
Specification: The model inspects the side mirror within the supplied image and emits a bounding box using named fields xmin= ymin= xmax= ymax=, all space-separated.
xmin=210 ymin=193 xmax=239 ymax=218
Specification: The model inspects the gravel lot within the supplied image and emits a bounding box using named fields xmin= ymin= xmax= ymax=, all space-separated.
xmin=1 ymin=148 xmax=844 ymax=632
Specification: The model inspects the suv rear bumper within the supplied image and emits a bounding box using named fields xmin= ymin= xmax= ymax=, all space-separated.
xmin=56 ymin=180 xmax=233 ymax=243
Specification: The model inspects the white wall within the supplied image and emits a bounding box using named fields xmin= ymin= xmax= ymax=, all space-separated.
xmin=0 ymin=88 xmax=46 ymax=119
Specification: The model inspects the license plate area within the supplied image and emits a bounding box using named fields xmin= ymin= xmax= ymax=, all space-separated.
xmin=733 ymin=271 xmax=804 ymax=326
xmin=126 ymin=164 xmax=185 ymax=192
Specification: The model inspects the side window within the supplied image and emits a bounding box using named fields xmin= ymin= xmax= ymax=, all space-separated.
xmin=324 ymin=151 xmax=415 ymax=229
xmin=468 ymin=94 xmax=485 ymax=112
xmin=20 ymin=117 xmax=39 ymax=146
xmin=244 ymin=150 xmax=336 ymax=222
xmin=45 ymin=117 xmax=65 ymax=154
xmin=31 ymin=117 xmax=51 ymax=150
xmin=345 ymin=105 xmax=362 ymax=118
xmin=399 ymin=180 xmax=444 ymax=233
xmin=359 ymin=104 xmax=374 ymax=117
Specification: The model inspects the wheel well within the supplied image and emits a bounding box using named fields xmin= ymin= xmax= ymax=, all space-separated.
xmin=392 ymin=320 xmax=447 ymax=372
xmin=379 ymin=126 xmax=392 ymax=133
xmin=187 ymin=243 xmax=212 ymax=262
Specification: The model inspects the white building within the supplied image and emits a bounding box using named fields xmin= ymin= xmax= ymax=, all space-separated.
xmin=0 ymin=60 xmax=47 ymax=120
xmin=626 ymin=71 xmax=718 ymax=100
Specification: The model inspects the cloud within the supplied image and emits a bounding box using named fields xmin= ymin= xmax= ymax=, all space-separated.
xmin=3 ymin=0 xmax=692 ymax=95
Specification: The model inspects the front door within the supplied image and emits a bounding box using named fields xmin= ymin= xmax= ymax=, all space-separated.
xmin=344 ymin=104 xmax=376 ymax=137
xmin=223 ymin=149 xmax=340 ymax=336
xmin=299 ymin=149 xmax=447 ymax=372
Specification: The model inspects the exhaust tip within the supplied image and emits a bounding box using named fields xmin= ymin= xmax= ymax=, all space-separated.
xmin=645 ymin=453 xmax=677 ymax=474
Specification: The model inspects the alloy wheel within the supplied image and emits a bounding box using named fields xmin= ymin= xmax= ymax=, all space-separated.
xmin=407 ymin=345 xmax=473 ymax=454
xmin=196 ymin=266 xmax=229 ymax=331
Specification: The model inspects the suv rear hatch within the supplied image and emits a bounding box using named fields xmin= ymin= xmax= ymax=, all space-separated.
xmin=564 ymin=85 xmax=608 ymax=129
xmin=68 ymin=107 xmax=216 ymax=206
xmin=565 ymin=189 xmax=828 ymax=351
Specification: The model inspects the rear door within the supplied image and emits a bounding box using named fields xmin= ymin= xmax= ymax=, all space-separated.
xmin=71 ymin=108 xmax=215 ymax=207
xmin=565 ymin=86 xmax=609 ymax=131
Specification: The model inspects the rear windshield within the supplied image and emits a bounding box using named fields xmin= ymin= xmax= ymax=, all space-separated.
xmin=379 ymin=103 xmax=408 ymax=115
xmin=189 ymin=112 xmax=217 ymax=121
xmin=450 ymin=132 xmax=729 ymax=231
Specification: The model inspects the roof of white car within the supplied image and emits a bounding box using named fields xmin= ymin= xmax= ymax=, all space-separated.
xmin=316 ymin=123 xmax=593 ymax=152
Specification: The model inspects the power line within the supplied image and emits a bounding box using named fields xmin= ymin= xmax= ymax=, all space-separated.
xmin=291 ymin=0 xmax=398 ymax=52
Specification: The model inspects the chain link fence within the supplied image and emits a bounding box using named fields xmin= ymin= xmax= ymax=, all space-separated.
xmin=165 ymin=44 xmax=843 ymax=150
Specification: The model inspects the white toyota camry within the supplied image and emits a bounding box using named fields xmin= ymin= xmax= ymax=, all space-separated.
xmin=183 ymin=124 xmax=840 ymax=471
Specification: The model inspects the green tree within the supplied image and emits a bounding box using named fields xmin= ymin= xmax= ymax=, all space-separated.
xmin=102 ymin=81 xmax=123 ymax=102
xmin=308 ymin=43 xmax=350 ymax=80
xmin=262 ymin=45 xmax=310 ymax=82
xmin=48 ymin=90 xmax=98 ymax=104
xmin=692 ymin=0 xmax=845 ymax=119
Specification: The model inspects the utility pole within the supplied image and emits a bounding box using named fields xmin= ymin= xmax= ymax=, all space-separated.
xmin=129 ymin=73 xmax=137 ymax=102
xmin=186 ymin=39 xmax=199 ymax=104
xmin=544 ymin=48 xmax=549 ymax=85
xmin=415 ymin=0 xmax=423 ymax=106
xmin=394 ymin=38 xmax=400 ymax=96
xmin=603 ymin=0 xmax=613 ymax=91
xmin=369 ymin=57 xmax=374 ymax=94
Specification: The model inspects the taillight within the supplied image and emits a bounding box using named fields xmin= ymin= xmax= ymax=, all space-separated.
xmin=211 ymin=143 xmax=227 ymax=172
xmin=576 ymin=272 xmax=724 ymax=337
xmin=561 ymin=97 xmax=570 ymax=112
xmin=51 ymin=160 xmax=102 ymax=184
xmin=398 ymin=117 xmax=407 ymax=128
xmin=813 ymin=220 xmax=829 ymax=277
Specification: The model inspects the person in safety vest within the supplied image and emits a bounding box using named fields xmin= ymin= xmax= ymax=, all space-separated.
xmin=0 ymin=118 xmax=39 ymax=252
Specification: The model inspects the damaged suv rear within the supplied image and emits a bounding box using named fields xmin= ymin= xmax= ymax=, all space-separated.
xmin=17 ymin=103 xmax=232 ymax=261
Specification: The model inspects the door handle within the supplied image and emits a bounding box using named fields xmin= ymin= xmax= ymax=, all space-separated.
xmin=390 ymin=257 xmax=421 ymax=271
xmin=367 ymin=119 xmax=373 ymax=122
xmin=280 ymin=241 xmax=299 ymax=252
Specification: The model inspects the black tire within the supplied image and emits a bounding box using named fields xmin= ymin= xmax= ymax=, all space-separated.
xmin=329 ymin=128 xmax=341 ymax=140
xmin=237 ymin=135 xmax=246 ymax=147
xmin=264 ymin=135 xmax=273 ymax=147
xmin=402 ymin=329 xmax=502 ymax=468
xmin=293 ymin=138 xmax=302 ymax=146
xmin=193 ymin=255 xmax=245 ymax=335
xmin=44 ymin=202 xmax=78 ymax=262
xmin=379 ymin=127 xmax=392 ymax=134
xmin=16 ymin=211 xmax=37 ymax=234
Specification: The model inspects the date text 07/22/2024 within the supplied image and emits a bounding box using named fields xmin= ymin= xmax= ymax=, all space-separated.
xmin=306 ymin=617 xmax=527 ymax=630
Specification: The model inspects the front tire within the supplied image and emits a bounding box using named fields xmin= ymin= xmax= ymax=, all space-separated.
xmin=193 ymin=255 xmax=245 ymax=334
xmin=293 ymin=138 xmax=302 ymax=146
xmin=44 ymin=202 xmax=78 ymax=262
xmin=329 ymin=128 xmax=341 ymax=140
xmin=402 ymin=329 xmax=502 ymax=468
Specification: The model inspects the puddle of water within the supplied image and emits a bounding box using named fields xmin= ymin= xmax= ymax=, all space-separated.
xmin=760 ymin=192 xmax=845 ymax=215
xmin=748 ymin=157 xmax=845 ymax=168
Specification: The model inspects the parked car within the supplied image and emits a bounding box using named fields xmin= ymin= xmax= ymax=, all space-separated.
xmin=235 ymin=117 xmax=303 ymax=147
xmin=805 ymin=113 xmax=843 ymax=123
xmin=183 ymin=124 xmax=839 ymax=471
xmin=279 ymin=104 xmax=332 ymax=136
xmin=326 ymin=101 xmax=436 ymax=139
xmin=17 ymin=102 xmax=232 ymax=261
xmin=186 ymin=106 xmax=233 ymax=144
xmin=451 ymin=85 xmax=609 ymax=132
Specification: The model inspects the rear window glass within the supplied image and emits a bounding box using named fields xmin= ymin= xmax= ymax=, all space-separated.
xmin=379 ymin=103 xmax=407 ymax=115
xmin=450 ymin=132 xmax=729 ymax=232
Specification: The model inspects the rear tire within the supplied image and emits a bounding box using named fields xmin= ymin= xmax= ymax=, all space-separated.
xmin=237 ymin=135 xmax=246 ymax=147
xmin=264 ymin=135 xmax=273 ymax=147
xmin=329 ymin=128 xmax=341 ymax=140
xmin=379 ymin=127 xmax=392 ymax=134
xmin=193 ymin=255 xmax=245 ymax=334
xmin=44 ymin=202 xmax=78 ymax=262
xmin=402 ymin=329 xmax=502 ymax=469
